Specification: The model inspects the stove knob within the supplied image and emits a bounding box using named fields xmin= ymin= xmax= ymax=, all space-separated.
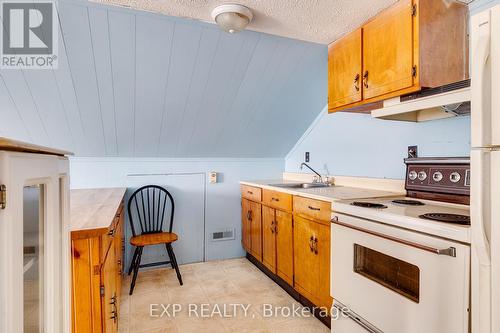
xmin=409 ymin=171 xmax=418 ymax=180
xmin=450 ymin=172 xmax=461 ymax=183
xmin=432 ymin=171 xmax=443 ymax=182
xmin=418 ymin=171 xmax=427 ymax=181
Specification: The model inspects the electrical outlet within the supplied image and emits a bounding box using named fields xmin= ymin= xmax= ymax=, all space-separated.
xmin=305 ymin=152 xmax=310 ymax=162
xmin=408 ymin=146 xmax=418 ymax=158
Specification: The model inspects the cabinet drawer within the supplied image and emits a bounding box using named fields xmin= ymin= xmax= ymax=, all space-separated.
xmin=241 ymin=185 xmax=262 ymax=202
xmin=263 ymin=189 xmax=292 ymax=211
xmin=293 ymin=196 xmax=331 ymax=222
xmin=101 ymin=203 xmax=123 ymax=261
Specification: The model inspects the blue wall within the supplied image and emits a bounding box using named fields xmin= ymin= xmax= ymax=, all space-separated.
xmin=70 ymin=157 xmax=284 ymax=266
xmin=285 ymin=109 xmax=471 ymax=179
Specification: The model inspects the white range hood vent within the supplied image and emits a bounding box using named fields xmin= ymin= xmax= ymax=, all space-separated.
xmin=371 ymin=80 xmax=471 ymax=122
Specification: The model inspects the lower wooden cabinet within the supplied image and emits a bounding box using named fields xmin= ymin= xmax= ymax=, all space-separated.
xmin=293 ymin=215 xmax=332 ymax=309
xmin=241 ymin=198 xmax=262 ymax=261
xmin=262 ymin=206 xmax=277 ymax=273
xmin=276 ymin=210 xmax=294 ymax=286
xmin=241 ymin=188 xmax=332 ymax=311
xmin=71 ymin=198 xmax=125 ymax=333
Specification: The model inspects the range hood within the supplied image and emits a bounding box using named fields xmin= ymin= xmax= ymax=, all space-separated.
xmin=371 ymin=80 xmax=471 ymax=122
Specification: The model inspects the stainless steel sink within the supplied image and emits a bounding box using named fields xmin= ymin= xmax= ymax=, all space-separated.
xmin=268 ymin=182 xmax=332 ymax=189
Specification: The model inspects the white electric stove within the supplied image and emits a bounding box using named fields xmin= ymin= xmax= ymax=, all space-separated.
xmin=330 ymin=157 xmax=471 ymax=333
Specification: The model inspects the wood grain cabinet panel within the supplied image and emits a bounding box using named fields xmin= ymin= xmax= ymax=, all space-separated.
xmin=262 ymin=206 xmax=277 ymax=273
xmin=293 ymin=196 xmax=331 ymax=222
xmin=293 ymin=215 xmax=332 ymax=309
xmin=241 ymin=197 xmax=263 ymax=262
xmin=275 ymin=210 xmax=293 ymax=286
xmin=102 ymin=244 xmax=117 ymax=333
xmin=328 ymin=28 xmax=363 ymax=110
xmin=71 ymin=197 xmax=125 ymax=333
xmin=362 ymin=0 xmax=415 ymax=100
xmin=241 ymin=185 xmax=262 ymax=202
xmin=262 ymin=189 xmax=292 ymax=212
xmin=241 ymin=198 xmax=252 ymax=253
xmin=249 ymin=201 xmax=263 ymax=261
xmin=293 ymin=215 xmax=318 ymax=302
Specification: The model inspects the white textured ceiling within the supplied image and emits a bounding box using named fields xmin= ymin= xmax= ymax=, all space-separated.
xmin=91 ymin=0 xmax=398 ymax=44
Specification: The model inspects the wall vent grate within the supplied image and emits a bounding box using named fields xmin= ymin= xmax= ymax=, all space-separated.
xmin=211 ymin=228 xmax=235 ymax=242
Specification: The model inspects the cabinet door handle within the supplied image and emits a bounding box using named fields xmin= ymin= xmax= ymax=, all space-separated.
xmin=308 ymin=205 xmax=320 ymax=211
xmin=107 ymin=228 xmax=115 ymax=236
xmin=354 ymin=73 xmax=360 ymax=91
xmin=309 ymin=236 xmax=314 ymax=252
xmin=363 ymin=70 xmax=369 ymax=88
xmin=313 ymin=237 xmax=318 ymax=255
xmin=274 ymin=220 xmax=278 ymax=234
xmin=270 ymin=220 xmax=275 ymax=233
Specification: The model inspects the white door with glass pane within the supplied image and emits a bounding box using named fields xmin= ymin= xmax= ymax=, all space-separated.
xmin=0 ymin=151 xmax=70 ymax=333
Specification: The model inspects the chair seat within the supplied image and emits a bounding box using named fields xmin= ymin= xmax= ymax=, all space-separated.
xmin=130 ymin=232 xmax=178 ymax=246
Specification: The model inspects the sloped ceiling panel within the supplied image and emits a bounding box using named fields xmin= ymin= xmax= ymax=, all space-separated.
xmin=0 ymin=0 xmax=327 ymax=157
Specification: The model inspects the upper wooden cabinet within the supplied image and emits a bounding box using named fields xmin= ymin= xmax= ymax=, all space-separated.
xmin=362 ymin=0 xmax=415 ymax=100
xmin=328 ymin=0 xmax=468 ymax=113
xmin=328 ymin=29 xmax=362 ymax=110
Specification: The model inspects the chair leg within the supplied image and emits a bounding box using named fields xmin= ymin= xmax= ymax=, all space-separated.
xmin=128 ymin=247 xmax=139 ymax=275
xmin=129 ymin=246 xmax=143 ymax=295
xmin=166 ymin=244 xmax=183 ymax=286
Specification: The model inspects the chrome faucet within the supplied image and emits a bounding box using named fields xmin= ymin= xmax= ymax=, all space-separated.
xmin=300 ymin=163 xmax=323 ymax=183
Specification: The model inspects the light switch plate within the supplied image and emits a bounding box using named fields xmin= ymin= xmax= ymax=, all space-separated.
xmin=209 ymin=172 xmax=218 ymax=184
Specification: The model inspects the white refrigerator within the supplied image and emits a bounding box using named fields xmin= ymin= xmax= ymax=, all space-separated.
xmin=471 ymin=4 xmax=500 ymax=333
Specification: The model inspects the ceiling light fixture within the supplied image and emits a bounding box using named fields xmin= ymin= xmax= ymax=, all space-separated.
xmin=211 ymin=4 xmax=253 ymax=34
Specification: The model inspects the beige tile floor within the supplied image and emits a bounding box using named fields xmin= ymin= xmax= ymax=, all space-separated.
xmin=119 ymin=258 xmax=329 ymax=333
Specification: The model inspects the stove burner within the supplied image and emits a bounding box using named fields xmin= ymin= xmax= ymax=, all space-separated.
xmin=392 ymin=199 xmax=425 ymax=206
xmin=351 ymin=202 xmax=388 ymax=209
xmin=419 ymin=213 xmax=470 ymax=225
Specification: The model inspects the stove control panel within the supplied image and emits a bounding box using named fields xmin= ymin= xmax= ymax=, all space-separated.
xmin=404 ymin=158 xmax=470 ymax=198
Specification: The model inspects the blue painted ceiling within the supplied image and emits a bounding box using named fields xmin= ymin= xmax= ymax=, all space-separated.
xmin=0 ymin=0 xmax=327 ymax=157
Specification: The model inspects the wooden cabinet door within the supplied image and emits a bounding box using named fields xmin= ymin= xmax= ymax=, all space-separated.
xmin=241 ymin=199 xmax=252 ymax=252
xmin=114 ymin=210 xmax=124 ymax=308
xmin=328 ymin=28 xmax=363 ymax=111
xmin=276 ymin=210 xmax=293 ymax=286
xmin=293 ymin=215 xmax=318 ymax=301
xmin=101 ymin=247 xmax=117 ymax=333
xmin=249 ymin=201 xmax=262 ymax=261
xmin=262 ymin=206 xmax=276 ymax=273
xmin=362 ymin=0 xmax=415 ymax=99
xmin=316 ymin=222 xmax=332 ymax=309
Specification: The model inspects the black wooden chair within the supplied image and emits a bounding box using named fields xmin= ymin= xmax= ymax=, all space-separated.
xmin=127 ymin=185 xmax=183 ymax=295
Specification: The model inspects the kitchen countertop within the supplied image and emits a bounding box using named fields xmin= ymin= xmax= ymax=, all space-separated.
xmin=240 ymin=179 xmax=403 ymax=203
xmin=70 ymin=188 xmax=126 ymax=239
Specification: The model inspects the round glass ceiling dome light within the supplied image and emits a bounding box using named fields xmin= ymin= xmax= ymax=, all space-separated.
xmin=211 ymin=4 xmax=253 ymax=34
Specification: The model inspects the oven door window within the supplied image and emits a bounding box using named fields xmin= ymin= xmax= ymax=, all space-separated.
xmin=353 ymin=244 xmax=420 ymax=303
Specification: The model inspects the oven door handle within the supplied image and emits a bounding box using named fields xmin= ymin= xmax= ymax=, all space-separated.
xmin=332 ymin=218 xmax=457 ymax=258
xmin=333 ymin=300 xmax=384 ymax=333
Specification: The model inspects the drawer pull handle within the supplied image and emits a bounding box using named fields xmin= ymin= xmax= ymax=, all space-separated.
xmin=247 ymin=191 xmax=253 ymax=195
xmin=308 ymin=205 xmax=320 ymax=211
xmin=271 ymin=197 xmax=280 ymax=202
